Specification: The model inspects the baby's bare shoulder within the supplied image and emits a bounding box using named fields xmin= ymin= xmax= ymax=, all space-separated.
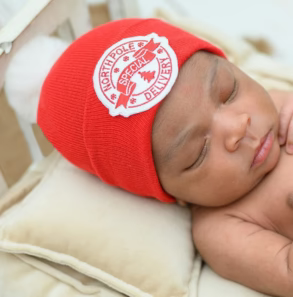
xmin=191 ymin=204 xmax=293 ymax=296
xmin=191 ymin=204 xmax=261 ymax=244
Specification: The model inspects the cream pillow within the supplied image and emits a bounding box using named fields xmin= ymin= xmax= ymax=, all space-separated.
xmin=0 ymin=251 xmax=124 ymax=297
xmin=0 ymin=153 xmax=200 ymax=297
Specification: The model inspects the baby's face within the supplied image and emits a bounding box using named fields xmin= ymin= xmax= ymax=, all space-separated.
xmin=152 ymin=51 xmax=280 ymax=207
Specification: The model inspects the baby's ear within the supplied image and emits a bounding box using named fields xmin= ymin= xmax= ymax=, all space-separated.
xmin=176 ymin=199 xmax=188 ymax=207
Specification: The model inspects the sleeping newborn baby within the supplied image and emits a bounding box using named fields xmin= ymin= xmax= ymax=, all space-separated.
xmin=152 ymin=50 xmax=293 ymax=297
xmin=38 ymin=18 xmax=293 ymax=297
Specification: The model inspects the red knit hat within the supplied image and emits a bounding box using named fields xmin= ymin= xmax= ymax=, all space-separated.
xmin=38 ymin=18 xmax=225 ymax=203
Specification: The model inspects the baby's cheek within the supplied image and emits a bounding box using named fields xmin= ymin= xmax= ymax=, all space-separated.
xmin=286 ymin=192 xmax=293 ymax=209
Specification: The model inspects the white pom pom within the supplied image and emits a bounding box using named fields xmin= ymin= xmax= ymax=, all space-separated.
xmin=4 ymin=35 xmax=69 ymax=123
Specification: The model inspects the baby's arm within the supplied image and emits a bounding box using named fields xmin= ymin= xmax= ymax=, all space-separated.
xmin=192 ymin=206 xmax=293 ymax=297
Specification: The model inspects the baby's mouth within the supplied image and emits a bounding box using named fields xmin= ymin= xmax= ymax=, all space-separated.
xmin=251 ymin=129 xmax=274 ymax=168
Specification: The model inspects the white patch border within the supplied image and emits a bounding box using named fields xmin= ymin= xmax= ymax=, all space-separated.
xmin=93 ymin=33 xmax=178 ymax=117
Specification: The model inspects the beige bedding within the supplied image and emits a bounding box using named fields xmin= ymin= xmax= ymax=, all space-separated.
xmin=0 ymin=152 xmax=269 ymax=297
xmin=0 ymin=9 xmax=292 ymax=297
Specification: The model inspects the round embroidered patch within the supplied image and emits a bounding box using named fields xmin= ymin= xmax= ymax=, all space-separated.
xmin=93 ymin=33 xmax=178 ymax=117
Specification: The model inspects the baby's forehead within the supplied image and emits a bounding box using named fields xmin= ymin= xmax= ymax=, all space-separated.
xmin=168 ymin=51 xmax=218 ymax=99
xmin=154 ymin=51 xmax=218 ymax=124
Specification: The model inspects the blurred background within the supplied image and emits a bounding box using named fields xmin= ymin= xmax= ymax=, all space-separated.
xmin=0 ymin=0 xmax=292 ymax=195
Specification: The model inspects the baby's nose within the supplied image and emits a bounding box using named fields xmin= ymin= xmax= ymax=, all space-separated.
xmin=223 ymin=113 xmax=251 ymax=152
